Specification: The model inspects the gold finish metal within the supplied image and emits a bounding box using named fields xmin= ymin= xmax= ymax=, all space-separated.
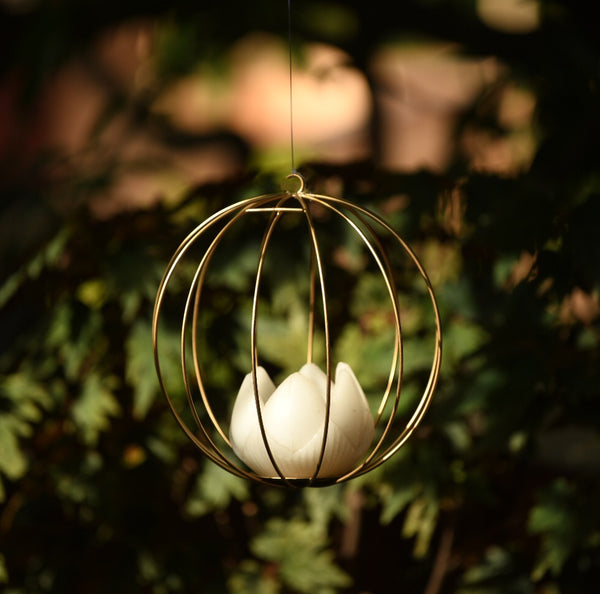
xmin=152 ymin=174 xmax=442 ymax=487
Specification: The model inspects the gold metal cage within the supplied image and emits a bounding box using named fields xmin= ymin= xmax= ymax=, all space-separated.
xmin=152 ymin=173 xmax=442 ymax=488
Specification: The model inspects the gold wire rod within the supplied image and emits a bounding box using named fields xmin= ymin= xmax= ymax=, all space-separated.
xmin=154 ymin=191 xmax=293 ymax=482
xmin=204 ymin=195 xmax=314 ymax=481
xmin=306 ymin=238 xmax=316 ymax=365
xmin=337 ymin=204 xmax=406 ymax=456
xmin=312 ymin=196 xmax=442 ymax=478
xmin=245 ymin=190 xmax=333 ymax=484
xmin=297 ymin=194 xmax=403 ymax=483
xmin=339 ymin=204 xmax=403 ymax=425
xmin=248 ymin=190 xmax=407 ymax=485
xmin=287 ymin=172 xmax=316 ymax=366
xmin=246 ymin=207 xmax=305 ymax=213
xmin=180 ymin=204 xmax=271 ymax=477
xmin=188 ymin=193 xmax=292 ymax=451
xmin=250 ymin=195 xmax=298 ymax=486
xmin=188 ymin=198 xmax=288 ymax=453
xmin=153 ymin=224 xmax=233 ymax=468
xmin=280 ymin=190 xmax=441 ymax=482
xmin=246 ymin=191 xmax=331 ymax=484
xmin=359 ymin=225 xmax=441 ymax=473
xmin=371 ymin=325 xmax=442 ymax=470
xmin=296 ymin=193 xmax=332 ymax=483
xmin=187 ymin=205 xmax=257 ymax=446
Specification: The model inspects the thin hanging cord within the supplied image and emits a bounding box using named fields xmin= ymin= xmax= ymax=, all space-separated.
xmin=287 ymin=0 xmax=296 ymax=173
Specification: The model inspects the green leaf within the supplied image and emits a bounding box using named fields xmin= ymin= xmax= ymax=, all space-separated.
xmin=0 ymin=553 xmax=8 ymax=584
xmin=442 ymin=318 xmax=488 ymax=369
xmin=71 ymin=373 xmax=120 ymax=445
xmin=0 ymin=372 xmax=55 ymax=494
xmin=335 ymin=323 xmax=397 ymax=391
xmin=251 ymin=518 xmax=351 ymax=594
xmin=44 ymin=305 xmax=107 ymax=382
xmin=457 ymin=547 xmax=534 ymax=594
xmin=185 ymin=461 xmax=249 ymax=517
xmin=0 ymin=227 xmax=69 ymax=308
xmin=402 ymin=493 xmax=439 ymax=558
xmin=76 ymin=278 xmax=108 ymax=310
xmin=141 ymin=319 xmax=188 ymax=420
xmin=234 ymin=282 xmax=324 ymax=377
xmin=303 ymin=484 xmax=348 ymax=532
xmin=0 ymin=416 xmax=28 ymax=482
xmin=228 ymin=560 xmax=280 ymax=594
xmin=126 ymin=320 xmax=160 ymax=420
xmin=2 ymin=372 xmax=53 ymax=418
xmin=528 ymin=478 xmax=592 ymax=580
xmin=379 ymin=482 xmax=419 ymax=525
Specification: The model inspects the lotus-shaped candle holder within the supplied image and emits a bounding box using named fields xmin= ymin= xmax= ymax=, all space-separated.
xmin=230 ymin=363 xmax=374 ymax=478
xmin=152 ymin=173 xmax=442 ymax=487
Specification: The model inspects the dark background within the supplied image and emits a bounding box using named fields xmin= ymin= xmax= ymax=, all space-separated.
xmin=1 ymin=1 xmax=599 ymax=592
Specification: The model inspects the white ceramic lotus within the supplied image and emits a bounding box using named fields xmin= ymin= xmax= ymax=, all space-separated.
xmin=229 ymin=362 xmax=374 ymax=478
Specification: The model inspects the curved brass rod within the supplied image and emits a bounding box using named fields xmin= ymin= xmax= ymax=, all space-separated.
xmin=188 ymin=196 xmax=290 ymax=478
xmin=185 ymin=204 xmax=255 ymax=445
xmin=154 ymin=191 xmax=292 ymax=482
xmin=297 ymin=194 xmax=403 ymax=483
xmin=249 ymin=194 xmax=299 ymax=486
xmin=153 ymin=203 xmax=247 ymax=461
xmin=312 ymin=195 xmax=442 ymax=478
xmin=358 ymin=252 xmax=441 ymax=473
xmin=295 ymin=192 xmax=332 ymax=484
xmin=187 ymin=196 xmax=279 ymax=449
xmin=249 ymin=190 xmax=406 ymax=486
xmin=330 ymin=200 xmax=403 ymax=425
xmin=306 ymin=237 xmax=317 ymax=365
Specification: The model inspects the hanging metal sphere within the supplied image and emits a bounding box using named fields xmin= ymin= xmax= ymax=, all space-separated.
xmin=152 ymin=173 xmax=442 ymax=487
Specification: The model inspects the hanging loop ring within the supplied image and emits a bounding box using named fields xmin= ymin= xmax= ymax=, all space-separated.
xmin=282 ymin=172 xmax=305 ymax=195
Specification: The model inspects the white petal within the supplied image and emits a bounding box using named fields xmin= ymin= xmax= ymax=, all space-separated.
xmin=234 ymin=426 xmax=279 ymax=476
xmin=230 ymin=367 xmax=275 ymax=455
xmin=330 ymin=362 xmax=374 ymax=450
xmin=262 ymin=371 xmax=325 ymax=453
xmin=298 ymin=362 xmax=329 ymax=396
xmin=229 ymin=362 xmax=374 ymax=479
xmin=292 ymin=425 xmax=347 ymax=477
xmin=320 ymin=427 xmax=359 ymax=476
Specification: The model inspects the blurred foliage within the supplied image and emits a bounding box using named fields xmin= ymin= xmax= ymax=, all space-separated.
xmin=1 ymin=0 xmax=600 ymax=593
